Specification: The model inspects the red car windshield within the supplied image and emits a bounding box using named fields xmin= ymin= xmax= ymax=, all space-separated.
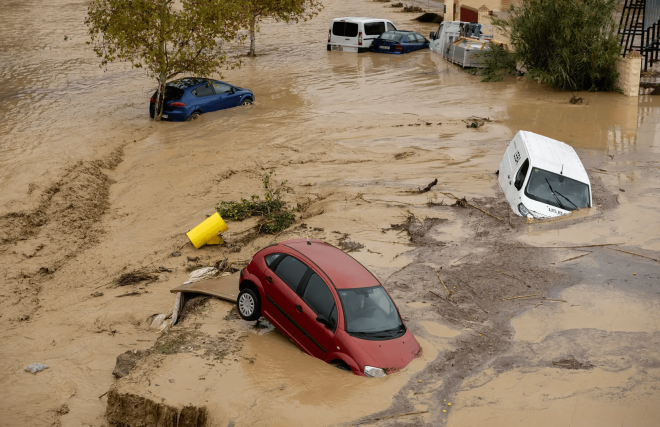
xmin=338 ymin=286 xmax=405 ymax=340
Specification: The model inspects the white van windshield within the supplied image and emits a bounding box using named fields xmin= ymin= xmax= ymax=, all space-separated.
xmin=525 ymin=168 xmax=590 ymax=211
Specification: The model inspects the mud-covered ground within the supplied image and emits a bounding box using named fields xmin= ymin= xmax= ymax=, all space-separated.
xmin=1 ymin=0 xmax=660 ymax=426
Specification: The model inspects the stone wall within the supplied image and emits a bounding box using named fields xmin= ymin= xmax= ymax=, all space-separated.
xmin=616 ymin=51 xmax=642 ymax=97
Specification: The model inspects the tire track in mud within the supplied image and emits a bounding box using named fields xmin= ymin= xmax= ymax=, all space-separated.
xmin=0 ymin=146 xmax=125 ymax=322
xmin=351 ymin=190 xmax=621 ymax=426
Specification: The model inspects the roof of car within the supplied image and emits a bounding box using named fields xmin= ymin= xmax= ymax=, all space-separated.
xmin=332 ymin=17 xmax=392 ymax=22
xmin=517 ymin=131 xmax=590 ymax=184
xmin=167 ymin=77 xmax=212 ymax=89
xmin=279 ymin=239 xmax=381 ymax=289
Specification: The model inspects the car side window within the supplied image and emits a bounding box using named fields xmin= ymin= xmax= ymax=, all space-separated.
xmin=387 ymin=22 xmax=397 ymax=31
xmin=303 ymin=274 xmax=335 ymax=317
xmin=213 ymin=83 xmax=232 ymax=94
xmin=264 ymin=253 xmax=284 ymax=268
xmin=193 ymin=84 xmax=214 ymax=97
xmin=514 ymin=159 xmax=530 ymax=190
xmin=273 ymin=256 xmax=308 ymax=292
xmin=364 ymin=22 xmax=385 ymax=36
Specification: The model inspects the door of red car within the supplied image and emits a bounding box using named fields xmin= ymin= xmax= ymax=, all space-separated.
xmin=290 ymin=272 xmax=338 ymax=360
xmin=264 ymin=254 xmax=311 ymax=347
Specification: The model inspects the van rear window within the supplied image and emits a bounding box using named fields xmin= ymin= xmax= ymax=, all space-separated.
xmin=332 ymin=21 xmax=358 ymax=37
xmin=364 ymin=22 xmax=386 ymax=35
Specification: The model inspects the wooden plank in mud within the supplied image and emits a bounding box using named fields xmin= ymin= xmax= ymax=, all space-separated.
xmin=170 ymin=273 xmax=240 ymax=303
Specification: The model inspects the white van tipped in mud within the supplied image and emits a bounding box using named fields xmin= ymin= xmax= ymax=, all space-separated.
xmin=328 ymin=17 xmax=398 ymax=52
xmin=498 ymin=131 xmax=592 ymax=219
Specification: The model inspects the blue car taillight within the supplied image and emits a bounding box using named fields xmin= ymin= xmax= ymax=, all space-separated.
xmin=169 ymin=102 xmax=186 ymax=107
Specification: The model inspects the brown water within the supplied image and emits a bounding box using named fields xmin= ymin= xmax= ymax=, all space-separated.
xmin=1 ymin=0 xmax=660 ymax=425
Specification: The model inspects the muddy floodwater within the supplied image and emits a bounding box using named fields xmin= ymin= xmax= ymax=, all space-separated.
xmin=1 ymin=0 xmax=660 ymax=426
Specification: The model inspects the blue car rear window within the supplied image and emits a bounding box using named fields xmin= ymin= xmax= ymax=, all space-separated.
xmin=379 ymin=32 xmax=403 ymax=42
xmin=152 ymin=87 xmax=184 ymax=101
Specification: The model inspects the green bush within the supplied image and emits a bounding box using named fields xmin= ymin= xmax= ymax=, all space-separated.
xmin=495 ymin=0 xmax=620 ymax=91
xmin=473 ymin=43 xmax=518 ymax=82
xmin=217 ymin=171 xmax=295 ymax=234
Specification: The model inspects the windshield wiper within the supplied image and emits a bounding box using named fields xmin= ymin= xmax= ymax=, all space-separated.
xmin=545 ymin=178 xmax=566 ymax=210
xmin=554 ymin=189 xmax=579 ymax=210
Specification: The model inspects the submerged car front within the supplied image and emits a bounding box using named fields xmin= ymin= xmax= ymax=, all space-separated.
xmin=335 ymin=285 xmax=422 ymax=377
xmin=518 ymin=167 xmax=591 ymax=218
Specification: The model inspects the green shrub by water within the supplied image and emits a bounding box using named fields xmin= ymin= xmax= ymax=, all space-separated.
xmin=494 ymin=0 xmax=620 ymax=91
xmin=217 ymin=171 xmax=295 ymax=234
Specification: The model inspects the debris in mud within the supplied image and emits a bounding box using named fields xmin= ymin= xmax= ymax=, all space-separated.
xmin=391 ymin=2 xmax=404 ymax=7
xmin=403 ymin=5 xmax=424 ymax=12
xmin=418 ymin=178 xmax=438 ymax=193
xmin=462 ymin=116 xmax=491 ymax=128
xmin=337 ymin=234 xmax=365 ymax=253
xmin=116 ymin=291 xmax=141 ymax=298
xmin=552 ymin=358 xmax=594 ymax=370
xmin=25 ymin=363 xmax=49 ymax=374
xmin=115 ymin=270 xmax=158 ymax=287
xmin=453 ymin=197 xmax=468 ymax=208
xmin=106 ymin=389 xmax=208 ymax=427
xmin=569 ymin=93 xmax=583 ymax=104
xmin=154 ymin=328 xmax=202 ymax=355
xmin=171 ymin=252 xmax=182 ymax=257
xmin=186 ymin=212 xmax=227 ymax=249
xmin=416 ymin=12 xmax=443 ymax=23
xmin=158 ymin=266 xmax=173 ymax=272
xmin=390 ymin=211 xmax=445 ymax=244
xmin=394 ymin=151 xmax=416 ymax=160
xmin=112 ymin=349 xmax=148 ymax=378
xmin=92 ymin=291 xmax=104 ymax=297
xmin=177 ymin=295 xmax=211 ymax=324
xmin=216 ymin=170 xmax=296 ymax=235
xmin=187 ymin=256 xmax=200 ymax=263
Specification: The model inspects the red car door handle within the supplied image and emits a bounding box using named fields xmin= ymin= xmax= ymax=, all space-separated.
xmin=295 ymin=304 xmax=303 ymax=312
xmin=265 ymin=276 xmax=273 ymax=283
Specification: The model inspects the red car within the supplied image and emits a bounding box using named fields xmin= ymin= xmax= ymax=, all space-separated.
xmin=237 ymin=238 xmax=422 ymax=377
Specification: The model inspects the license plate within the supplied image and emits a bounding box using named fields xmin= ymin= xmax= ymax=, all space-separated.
xmin=331 ymin=45 xmax=343 ymax=51
xmin=162 ymin=114 xmax=168 ymax=118
xmin=379 ymin=46 xmax=390 ymax=50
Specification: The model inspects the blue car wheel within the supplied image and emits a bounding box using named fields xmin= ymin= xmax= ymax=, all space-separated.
xmin=188 ymin=111 xmax=202 ymax=121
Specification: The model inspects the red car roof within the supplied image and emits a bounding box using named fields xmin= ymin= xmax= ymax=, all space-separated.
xmin=279 ymin=239 xmax=381 ymax=289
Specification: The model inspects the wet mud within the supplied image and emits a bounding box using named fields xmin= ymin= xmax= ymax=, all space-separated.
xmin=1 ymin=0 xmax=660 ymax=426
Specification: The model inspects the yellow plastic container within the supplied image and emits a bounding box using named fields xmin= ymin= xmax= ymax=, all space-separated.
xmin=186 ymin=212 xmax=228 ymax=249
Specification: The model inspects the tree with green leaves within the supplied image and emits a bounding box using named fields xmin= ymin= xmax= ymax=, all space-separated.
xmin=86 ymin=0 xmax=245 ymax=120
xmin=494 ymin=0 xmax=620 ymax=91
xmin=235 ymin=0 xmax=323 ymax=57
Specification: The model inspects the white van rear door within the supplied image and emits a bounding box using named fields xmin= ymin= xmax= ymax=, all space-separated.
xmin=331 ymin=21 xmax=359 ymax=49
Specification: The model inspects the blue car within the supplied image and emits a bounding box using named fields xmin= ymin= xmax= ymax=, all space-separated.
xmin=369 ymin=31 xmax=429 ymax=54
xmin=149 ymin=77 xmax=254 ymax=122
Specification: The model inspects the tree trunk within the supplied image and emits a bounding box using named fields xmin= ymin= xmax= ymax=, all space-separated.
xmin=155 ymin=71 xmax=166 ymax=121
xmin=248 ymin=15 xmax=257 ymax=57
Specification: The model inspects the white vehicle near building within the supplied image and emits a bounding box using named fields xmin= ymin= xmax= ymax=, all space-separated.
xmin=327 ymin=17 xmax=398 ymax=53
xmin=429 ymin=21 xmax=496 ymax=68
xmin=498 ymin=131 xmax=592 ymax=219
